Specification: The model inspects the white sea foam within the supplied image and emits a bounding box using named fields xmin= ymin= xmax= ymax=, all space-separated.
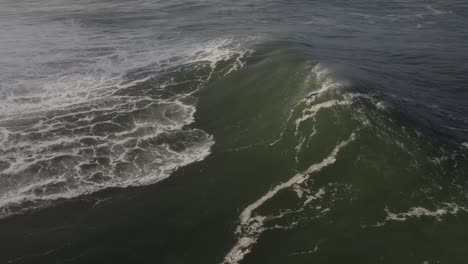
xmin=0 ymin=38 xmax=252 ymax=117
xmin=381 ymin=203 xmax=468 ymax=224
xmin=295 ymin=99 xmax=352 ymax=132
xmin=0 ymin=37 xmax=252 ymax=218
xmin=376 ymin=101 xmax=388 ymax=110
xmin=267 ymin=64 xmax=349 ymax=148
xmin=221 ymin=132 xmax=357 ymax=264
xmin=294 ymin=64 xmax=352 ymax=134
xmin=425 ymin=5 xmax=452 ymax=16
xmin=311 ymin=63 xmax=348 ymax=92
xmin=288 ymin=242 xmax=320 ymax=256
xmin=268 ymin=109 xmax=296 ymax=147
xmin=294 ymin=136 xmax=307 ymax=163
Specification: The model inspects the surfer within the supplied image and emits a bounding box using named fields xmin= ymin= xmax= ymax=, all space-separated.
xmin=303 ymin=92 xmax=319 ymax=103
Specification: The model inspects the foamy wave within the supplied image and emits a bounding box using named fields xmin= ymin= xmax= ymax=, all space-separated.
xmin=0 ymin=38 xmax=252 ymax=117
xmin=0 ymin=136 xmax=214 ymax=216
xmin=294 ymin=64 xmax=351 ymax=133
xmin=311 ymin=63 xmax=348 ymax=92
xmin=0 ymin=38 xmax=252 ymax=218
xmin=221 ymin=132 xmax=357 ymax=264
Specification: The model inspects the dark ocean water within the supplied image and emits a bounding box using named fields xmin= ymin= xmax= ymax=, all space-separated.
xmin=1 ymin=0 xmax=468 ymax=263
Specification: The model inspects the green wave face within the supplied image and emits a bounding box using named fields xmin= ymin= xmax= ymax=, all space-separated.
xmin=193 ymin=48 xmax=468 ymax=264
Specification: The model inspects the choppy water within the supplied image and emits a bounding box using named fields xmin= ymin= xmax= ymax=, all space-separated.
xmin=1 ymin=0 xmax=468 ymax=263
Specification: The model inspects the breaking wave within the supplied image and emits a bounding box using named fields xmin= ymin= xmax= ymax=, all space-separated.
xmin=0 ymin=38 xmax=252 ymax=218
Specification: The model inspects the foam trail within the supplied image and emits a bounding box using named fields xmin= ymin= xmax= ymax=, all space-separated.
xmin=295 ymin=99 xmax=352 ymax=132
xmin=221 ymin=132 xmax=357 ymax=264
xmin=384 ymin=203 xmax=468 ymax=222
xmin=288 ymin=242 xmax=320 ymax=256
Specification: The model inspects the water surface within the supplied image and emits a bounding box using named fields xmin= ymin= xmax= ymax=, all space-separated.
xmin=1 ymin=0 xmax=468 ymax=263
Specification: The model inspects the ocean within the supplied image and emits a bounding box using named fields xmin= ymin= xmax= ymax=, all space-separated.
xmin=1 ymin=0 xmax=468 ymax=263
